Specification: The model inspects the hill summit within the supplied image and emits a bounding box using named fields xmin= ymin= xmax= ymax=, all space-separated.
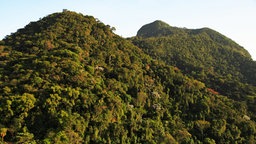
xmin=0 ymin=11 xmax=256 ymax=143
xmin=137 ymin=20 xmax=186 ymax=37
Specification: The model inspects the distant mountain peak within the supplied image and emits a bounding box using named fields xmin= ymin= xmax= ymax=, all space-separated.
xmin=150 ymin=20 xmax=171 ymax=28
xmin=136 ymin=20 xmax=185 ymax=38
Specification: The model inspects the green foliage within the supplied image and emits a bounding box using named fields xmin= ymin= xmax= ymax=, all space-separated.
xmin=0 ymin=11 xmax=256 ymax=143
xmin=132 ymin=20 xmax=256 ymax=111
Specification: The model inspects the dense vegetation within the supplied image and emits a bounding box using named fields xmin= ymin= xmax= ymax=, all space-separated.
xmin=132 ymin=20 xmax=256 ymax=111
xmin=0 ymin=11 xmax=256 ymax=143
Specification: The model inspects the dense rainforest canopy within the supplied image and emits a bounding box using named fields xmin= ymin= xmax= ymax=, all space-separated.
xmin=132 ymin=20 xmax=256 ymax=111
xmin=0 ymin=11 xmax=256 ymax=143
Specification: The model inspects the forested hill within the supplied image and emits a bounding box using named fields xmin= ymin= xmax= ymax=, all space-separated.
xmin=137 ymin=20 xmax=251 ymax=58
xmin=1 ymin=11 xmax=256 ymax=143
xmin=132 ymin=20 xmax=256 ymax=102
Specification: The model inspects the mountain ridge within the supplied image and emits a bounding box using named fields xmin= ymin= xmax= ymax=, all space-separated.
xmin=136 ymin=20 xmax=251 ymax=58
xmin=137 ymin=20 xmax=187 ymax=38
xmin=132 ymin=20 xmax=256 ymax=89
xmin=0 ymin=11 xmax=256 ymax=143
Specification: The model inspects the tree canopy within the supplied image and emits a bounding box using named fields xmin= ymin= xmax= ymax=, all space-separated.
xmin=0 ymin=11 xmax=256 ymax=143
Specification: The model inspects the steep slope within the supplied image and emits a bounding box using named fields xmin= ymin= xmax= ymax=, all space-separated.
xmin=132 ymin=20 xmax=256 ymax=102
xmin=0 ymin=11 xmax=256 ymax=143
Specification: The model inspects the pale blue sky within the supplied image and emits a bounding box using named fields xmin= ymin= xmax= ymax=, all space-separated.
xmin=1 ymin=0 xmax=256 ymax=60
